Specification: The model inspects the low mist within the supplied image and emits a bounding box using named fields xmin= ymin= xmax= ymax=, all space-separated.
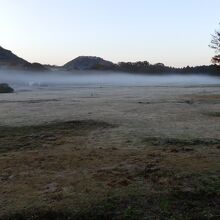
xmin=0 ymin=70 xmax=220 ymax=90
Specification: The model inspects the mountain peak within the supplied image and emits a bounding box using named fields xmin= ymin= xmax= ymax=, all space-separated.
xmin=63 ymin=56 xmax=115 ymax=70
xmin=0 ymin=46 xmax=28 ymax=65
xmin=0 ymin=46 xmax=47 ymax=71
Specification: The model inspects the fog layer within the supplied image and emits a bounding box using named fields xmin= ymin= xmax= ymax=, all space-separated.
xmin=0 ymin=70 xmax=220 ymax=89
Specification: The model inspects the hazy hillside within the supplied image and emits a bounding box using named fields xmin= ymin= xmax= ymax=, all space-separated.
xmin=0 ymin=46 xmax=47 ymax=71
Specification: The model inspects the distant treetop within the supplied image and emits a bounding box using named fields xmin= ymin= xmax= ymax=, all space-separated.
xmin=210 ymin=23 xmax=220 ymax=65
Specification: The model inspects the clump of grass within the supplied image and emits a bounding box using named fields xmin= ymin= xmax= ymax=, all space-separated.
xmin=0 ymin=120 xmax=114 ymax=153
xmin=204 ymin=112 xmax=220 ymax=117
xmin=142 ymin=137 xmax=220 ymax=147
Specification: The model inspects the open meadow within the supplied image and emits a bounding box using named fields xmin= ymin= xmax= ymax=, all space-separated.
xmin=0 ymin=80 xmax=219 ymax=219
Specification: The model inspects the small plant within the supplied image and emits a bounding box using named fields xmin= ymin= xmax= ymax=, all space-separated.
xmin=123 ymin=206 xmax=140 ymax=220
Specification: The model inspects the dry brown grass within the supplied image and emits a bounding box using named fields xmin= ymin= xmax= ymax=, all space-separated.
xmin=0 ymin=120 xmax=220 ymax=219
xmin=187 ymin=94 xmax=220 ymax=104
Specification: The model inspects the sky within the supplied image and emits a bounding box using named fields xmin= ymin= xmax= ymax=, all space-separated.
xmin=0 ymin=0 xmax=220 ymax=67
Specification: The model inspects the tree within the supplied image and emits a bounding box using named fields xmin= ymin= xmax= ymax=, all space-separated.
xmin=210 ymin=24 xmax=220 ymax=65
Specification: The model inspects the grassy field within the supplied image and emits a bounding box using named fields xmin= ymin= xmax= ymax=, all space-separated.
xmin=0 ymin=119 xmax=219 ymax=219
xmin=0 ymin=85 xmax=220 ymax=219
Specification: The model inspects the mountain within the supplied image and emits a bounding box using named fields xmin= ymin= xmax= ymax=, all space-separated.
xmin=63 ymin=56 xmax=219 ymax=75
xmin=63 ymin=56 xmax=116 ymax=70
xmin=1 ymin=46 xmax=219 ymax=75
xmin=0 ymin=46 xmax=28 ymax=66
xmin=0 ymin=46 xmax=47 ymax=71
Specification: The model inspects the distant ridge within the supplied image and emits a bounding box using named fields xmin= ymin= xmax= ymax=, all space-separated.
xmin=62 ymin=56 xmax=219 ymax=75
xmin=0 ymin=46 xmax=47 ymax=71
xmin=0 ymin=46 xmax=219 ymax=75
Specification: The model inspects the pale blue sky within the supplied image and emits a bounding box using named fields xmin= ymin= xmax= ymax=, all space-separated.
xmin=0 ymin=0 xmax=219 ymax=67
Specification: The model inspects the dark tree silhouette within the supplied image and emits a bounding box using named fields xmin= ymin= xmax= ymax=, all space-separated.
xmin=210 ymin=24 xmax=220 ymax=65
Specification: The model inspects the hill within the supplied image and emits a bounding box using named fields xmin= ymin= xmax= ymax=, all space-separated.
xmin=0 ymin=46 xmax=47 ymax=71
xmin=0 ymin=46 xmax=219 ymax=74
xmin=63 ymin=56 xmax=116 ymax=70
